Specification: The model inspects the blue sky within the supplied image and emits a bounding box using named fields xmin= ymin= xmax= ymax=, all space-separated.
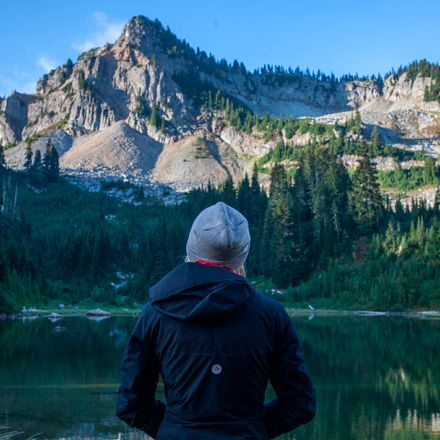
xmin=1 ymin=0 xmax=439 ymax=97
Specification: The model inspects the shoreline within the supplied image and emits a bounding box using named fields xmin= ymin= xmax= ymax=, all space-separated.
xmin=286 ymin=308 xmax=440 ymax=319
xmin=2 ymin=306 xmax=439 ymax=320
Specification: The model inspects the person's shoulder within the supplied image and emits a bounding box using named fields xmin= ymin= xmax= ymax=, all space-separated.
xmin=142 ymin=301 xmax=165 ymax=316
xmin=131 ymin=302 xmax=162 ymax=341
xmin=135 ymin=302 xmax=162 ymax=326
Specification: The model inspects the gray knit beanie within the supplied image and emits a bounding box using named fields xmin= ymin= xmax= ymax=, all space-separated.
xmin=186 ymin=202 xmax=250 ymax=270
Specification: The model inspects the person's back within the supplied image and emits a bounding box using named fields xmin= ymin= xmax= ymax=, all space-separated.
xmin=117 ymin=202 xmax=316 ymax=439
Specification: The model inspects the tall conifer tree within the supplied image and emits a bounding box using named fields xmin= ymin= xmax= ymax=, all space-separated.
xmin=349 ymin=142 xmax=383 ymax=232
xmin=24 ymin=144 xmax=33 ymax=170
xmin=0 ymin=143 xmax=6 ymax=171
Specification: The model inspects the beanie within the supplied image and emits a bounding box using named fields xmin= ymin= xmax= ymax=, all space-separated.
xmin=186 ymin=202 xmax=250 ymax=270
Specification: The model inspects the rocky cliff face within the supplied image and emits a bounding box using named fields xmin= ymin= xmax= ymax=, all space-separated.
xmin=2 ymin=15 xmax=440 ymax=191
xmin=0 ymin=92 xmax=36 ymax=145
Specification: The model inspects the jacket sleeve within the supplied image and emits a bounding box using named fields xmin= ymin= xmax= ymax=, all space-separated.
xmin=263 ymin=308 xmax=316 ymax=439
xmin=116 ymin=307 xmax=165 ymax=438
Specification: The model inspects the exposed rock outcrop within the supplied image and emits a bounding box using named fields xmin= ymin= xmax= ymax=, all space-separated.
xmin=0 ymin=92 xmax=36 ymax=144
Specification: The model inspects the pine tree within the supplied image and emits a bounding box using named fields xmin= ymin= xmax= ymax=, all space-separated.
xmin=150 ymin=103 xmax=158 ymax=127
xmin=43 ymin=141 xmax=52 ymax=182
xmin=160 ymin=117 xmax=166 ymax=132
xmin=250 ymin=163 xmax=260 ymax=197
xmin=43 ymin=140 xmax=59 ymax=182
xmin=424 ymin=157 xmax=437 ymax=184
xmin=415 ymin=216 xmax=426 ymax=249
xmin=0 ymin=142 xmax=6 ymax=171
xmin=370 ymin=128 xmax=381 ymax=156
xmin=394 ymin=197 xmax=405 ymax=222
xmin=220 ymin=176 xmax=236 ymax=207
xmin=24 ymin=144 xmax=33 ymax=170
xmin=30 ymin=149 xmax=45 ymax=186
xmin=349 ymin=142 xmax=384 ymax=233
xmin=265 ymin=164 xmax=300 ymax=287
xmin=424 ymin=225 xmax=437 ymax=257
xmin=290 ymin=165 xmax=312 ymax=278
xmin=269 ymin=163 xmax=288 ymax=199
xmin=43 ymin=140 xmax=52 ymax=172
xmin=353 ymin=111 xmax=362 ymax=136
xmin=322 ymin=154 xmax=350 ymax=251
xmin=51 ymin=144 xmax=59 ymax=181
xmin=33 ymin=150 xmax=42 ymax=169
xmin=310 ymin=160 xmax=327 ymax=246
xmin=237 ymin=174 xmax=251 ymax=219
xmin=260 ymin=206 xmax=275 ymax=276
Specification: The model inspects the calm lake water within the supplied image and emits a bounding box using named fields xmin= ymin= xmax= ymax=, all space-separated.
xmin=0 ymin=315 xmax=439 ymax=440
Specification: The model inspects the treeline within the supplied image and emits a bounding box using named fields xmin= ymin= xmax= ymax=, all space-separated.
xmin=141 ymin=14 xmax=439 ymax=98
xmin=142 ymin=15 xmax=364 ymax=85
xmin=403 ymin=59 xmax=440 ymax=81
xmin=153 ymin=13 xmax=440 ymax=102
xmin=2 ymin=139 xmax=438 ymax=313
xmin=255 ymin=66 xmax=386 ymax=90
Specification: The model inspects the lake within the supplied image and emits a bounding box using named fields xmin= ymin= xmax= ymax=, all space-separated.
xmin=0 ymin=315 xmax=439 ymax=439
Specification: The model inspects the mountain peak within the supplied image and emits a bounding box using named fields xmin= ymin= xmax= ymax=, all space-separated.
xmin=117 ymin=15 xmax=167 ymax=50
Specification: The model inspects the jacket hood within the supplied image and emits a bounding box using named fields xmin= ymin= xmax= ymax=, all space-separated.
xmin=149 ymin=263 xmax=254 ymax=321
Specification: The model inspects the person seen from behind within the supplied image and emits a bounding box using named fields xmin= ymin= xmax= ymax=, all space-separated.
xmin=116 ymin=201 xmax=316 ymax=439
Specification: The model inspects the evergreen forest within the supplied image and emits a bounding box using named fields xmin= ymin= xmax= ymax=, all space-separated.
xmin=1 ymin=136 xmax=439 ymax=313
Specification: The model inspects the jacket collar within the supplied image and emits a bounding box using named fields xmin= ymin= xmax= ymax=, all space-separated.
xmin=149 ymin=262 xmax=250 ymax=303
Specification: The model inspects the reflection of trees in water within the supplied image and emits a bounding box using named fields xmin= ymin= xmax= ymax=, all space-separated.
xmin=1 ymin=388 xmax=157 ymax=439
xmin=292 ymin=316 xmax=440 ymax=440
xmin=59 ymin=421 xmax=151 ymax=440
xmin=383 ymin=410 xmax=440 ymax=439
xmin=0 ymin=317 xmax=132 ymax=386
xmin=0 ymin=317 xmax=155 ymax=439
xmin=0 ymin=386 xmax=149 ymax=440
xmin=0 ymin=427 xmax=149 ymax=440
xmin=0 ymin=316 xmax=439 ymax=439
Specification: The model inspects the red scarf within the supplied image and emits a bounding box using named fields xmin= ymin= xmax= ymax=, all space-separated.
xmin=195 ymin=259 xmax=238 ymax=274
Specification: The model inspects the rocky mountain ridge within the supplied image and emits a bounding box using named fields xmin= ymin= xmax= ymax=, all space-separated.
xmin=2 ymin=15 xmax=440 ymax=191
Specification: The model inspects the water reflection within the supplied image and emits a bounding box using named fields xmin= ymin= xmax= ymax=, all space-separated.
xmin=0 ymin=316 xmax=439 ymax=439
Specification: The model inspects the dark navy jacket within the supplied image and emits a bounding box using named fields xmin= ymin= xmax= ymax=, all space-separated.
xmin=116 ymin=263 xmax=315 ymax=439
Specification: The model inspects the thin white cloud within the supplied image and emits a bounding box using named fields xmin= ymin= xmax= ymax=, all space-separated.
xmin=72 ymin=11 xmax=124 ymax=52
xmin=37 ymin=56 xmax=57 ymax=72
